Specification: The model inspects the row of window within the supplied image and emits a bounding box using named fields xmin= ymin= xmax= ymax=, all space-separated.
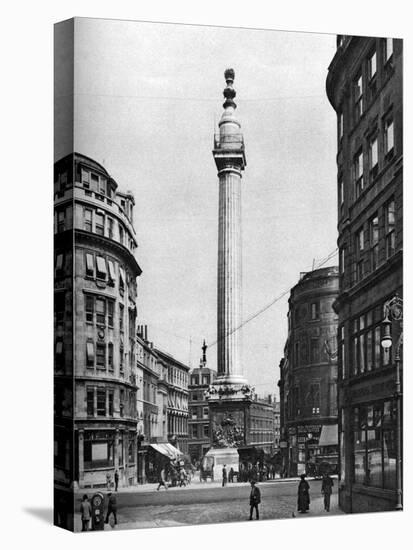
xmin=287 ymin=380 xmax=337 ymax=419
xmin=354 ymin=198 xmax=395 ymax=284
xmin=83 ymin=206 xmax=135 ymax=251
xmin=81 ymin=168 xmax=134 ymax=221
xmin=86 ymin=340 xmax=135 ymax=375
xmin=339 ymin=197 xmax=396 ymax=281
xmin=294 ymin=302 xmax=321 ymax=325
xmin=190 ymin=406 xmax=209 ymax=419
xmin=190 ymin=424 xmax=209 ymax=439
xmin=86 ymin=386 xmax=135 ymax=418
xmin=345 ymin=38 xmax=394 ymax=131
xmin=294 ymin=337 xmax=333 ymax=365
xmin=347 ymin=304 xmax=392 ymax=378
xmin=347 ymin=115 xmax=394 ymax=203
xmin=84 ymin=252 xmax=137 ymax=298
xmin=55 ymin=206 xmax=73 ymax=234
xmin=190 ymin=374 xmax=212 ymax=386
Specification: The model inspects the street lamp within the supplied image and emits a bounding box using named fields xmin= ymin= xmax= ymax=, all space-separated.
xmin=381 ymin=294 xmax=403 ymax=511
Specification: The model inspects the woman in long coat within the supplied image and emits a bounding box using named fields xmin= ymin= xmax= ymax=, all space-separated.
xmin=297 ymin=474 xmax=310 ymax=513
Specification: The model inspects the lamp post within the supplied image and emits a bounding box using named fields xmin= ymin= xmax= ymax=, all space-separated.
xmin=381 ymin=294 xmax=403 ymax=511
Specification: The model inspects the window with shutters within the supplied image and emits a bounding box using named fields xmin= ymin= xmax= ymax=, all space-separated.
xmin=96 ymin=256 xmax=107 ymax=280
xmin=85 ymin=253 xmax=94 ymax=278
xmin=86 ymin=341 xmax=94 ymax=368
xmin=55 ymin=253 xmax=64 ymax=277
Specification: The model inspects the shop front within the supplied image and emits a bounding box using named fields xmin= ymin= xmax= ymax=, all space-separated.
xmin=144 ymin=442 xmax=183 ymax=483
xmin=340 ymin=398 xmax=398 ymax=513
xmin=76 ymin=428 xmax=137 ymax=489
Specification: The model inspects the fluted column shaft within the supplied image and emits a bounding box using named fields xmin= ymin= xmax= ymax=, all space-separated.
xmin=217 ymin=167 xmax=243 ymax=380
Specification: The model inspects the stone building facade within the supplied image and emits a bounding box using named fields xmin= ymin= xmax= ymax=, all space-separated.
xmin=155 ymin=349 xmax=190 ymax=454
xmin=326 ymin=35 xmax=403 ymax=513
xmin=54 ymin=153 xmax=142 ymax=489
xmin=279 ymin=267 xmax=339 ymax=476
xmin=188 ymin=364 xmax=217 ymax=462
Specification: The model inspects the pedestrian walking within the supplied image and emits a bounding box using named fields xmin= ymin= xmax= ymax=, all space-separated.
xmin=157 ymin=467 xmax=168 ymax=491
xmin=229 ymin=467 xmax=235 ymax=483
xmin=249 ymin=481 xmax=261 ymax=520
xmin=114 ymin=470 xmax=119 ymax=492
xmin=222 ymin=464 xmax=227 ymax=487
xmin=297 ymin=474 xmax=310 ymax=513
xmin=105 ymin=493 xmax=117 ymax=526
xmin=321 ymin=473 xmax=334 ymax=512
xmin=179 ymin=467 xmax=187 ymax=487
xmin=80 ymin=494 xmax=92 ymax=532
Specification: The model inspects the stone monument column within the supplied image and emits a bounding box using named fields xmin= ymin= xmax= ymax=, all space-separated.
xmin=204 ymin=69 xmax=254 ymax=481
xmin=213 ymin=69 xmax=249 ymax=389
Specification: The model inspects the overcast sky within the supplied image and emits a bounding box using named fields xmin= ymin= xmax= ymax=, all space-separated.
xmin=57 ymin=18 xmax=338 ymax=395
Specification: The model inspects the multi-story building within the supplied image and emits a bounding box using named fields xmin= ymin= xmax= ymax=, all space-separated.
xmin=326 ymin=35 xmax=403 ymax=513
xmin=135 ymin=326 xmax=171 ymax=483
xmin=155 ymin=349 xmax=190 ymax=454
xmin=54 ymin=153 xmax=142 ymax=489
xmin=273 ymin=397 xmax=281 ymax=450
xmin=279 ymin=267 xmax=339 ymax=476
xmin=248 ymin=396 xmax=276 ymax=455
xmin=188 ymin=347 xmax=217 ymax=463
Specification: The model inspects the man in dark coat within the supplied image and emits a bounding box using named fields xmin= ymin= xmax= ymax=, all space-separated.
xmin=114 ymin=470 xmax=119 ymax=492
xmin=321 ymin=473 xmax=334 ymax=511
xmin=297 ymin=474 xmax=310 ymax=513
xmin=222 ymin=465 xmax=228 ymax=487
xmin=105 ymin=493 xmax=117 ymax=526
xmin=80 ymin=494 xmax=92 ymax=532
xmin=249 ymin=481 xmax=261 ymax=520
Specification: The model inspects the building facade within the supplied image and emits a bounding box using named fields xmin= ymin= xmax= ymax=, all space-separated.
xmin=156 ymin=349 xmax=190 ymax=454
xmin=326 ymin=36 xmax=403 ymax=513
xmin=248 ymin=396 xmax=275 ymax=455
xmin=54 ymin=153 xmax=142 ymax=489
xmin=188 ymin=361 xmax=217 ymax=463
xmin=273 ymin=398 xmax=281 ymax=450
xmin=279 ymin=267 xmax=339 ymax=477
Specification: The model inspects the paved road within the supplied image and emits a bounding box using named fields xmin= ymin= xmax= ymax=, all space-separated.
xmin=76 ymin=479 xmax=343 ymax=532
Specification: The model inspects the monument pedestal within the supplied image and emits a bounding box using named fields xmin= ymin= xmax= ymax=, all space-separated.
xmin=204 ymin=447 xmax=240 ymax=482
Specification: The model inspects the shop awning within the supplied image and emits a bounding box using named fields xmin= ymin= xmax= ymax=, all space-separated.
xmin=150 ymin=443 xmax=183 ymax=460
xmin=319 ymin=424 xmax=338 ymax=446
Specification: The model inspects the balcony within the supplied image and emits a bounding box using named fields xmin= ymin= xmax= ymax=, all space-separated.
xmin=213 ymin=133 xmax=244 ymax=150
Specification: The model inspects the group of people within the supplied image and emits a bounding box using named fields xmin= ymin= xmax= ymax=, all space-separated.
xmin=80 ymin=492 xmax=117 ymax=532
xmin=157 ymin=462 xmax=193 ymax=490
xmin=297 ymin=473 xmax=334 ymax=514
xmin=246 ymin=472 xmax=335 ymax=521
xmin=238 ymin=462 xmax=279 ymax=483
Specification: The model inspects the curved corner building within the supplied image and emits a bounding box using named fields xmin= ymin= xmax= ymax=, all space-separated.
xmin=54 ymin=153 xmax=142 ymax=490
xmin=280 ymin=267 xmax=339 ymax=477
